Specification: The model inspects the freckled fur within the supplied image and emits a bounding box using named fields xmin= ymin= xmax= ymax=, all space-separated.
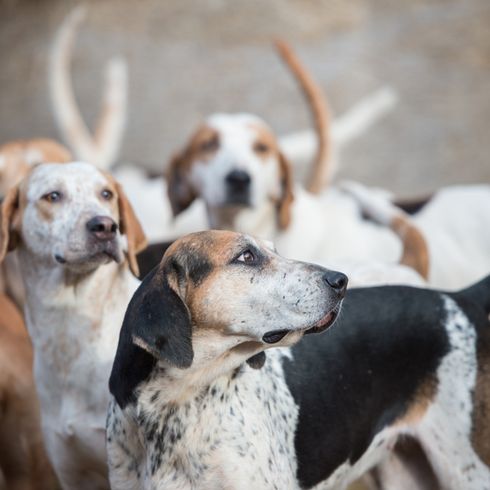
xmin=107 ymin=241 xmax=490 ymax=490
xmin=0 ymin=162 xmax=147 ymax=490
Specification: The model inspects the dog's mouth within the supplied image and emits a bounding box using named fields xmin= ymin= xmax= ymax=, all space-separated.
xmin=54 ymin=242 xmax=122 ymax=266
xmin=262 ymin=307 xmax=340 ymax=345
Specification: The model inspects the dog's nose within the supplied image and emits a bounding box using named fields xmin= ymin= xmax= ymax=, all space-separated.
xmin=225 ymin=170 xmax=251 ymax=189
xmin=323 ymin=271 xmax=348 ymax=294
xmin=86 ymin=216 xmax=118 ymax=241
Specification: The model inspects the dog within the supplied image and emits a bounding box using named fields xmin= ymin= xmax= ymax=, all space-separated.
xmin=0 ymin=293 xmax=58 ymax=490
xmin=0 ymin=138 xmax=72 ymax=309
xmin=166 ymin=109 xmax=490 ymax=290
xmin=107 ymin=230 xmax=490 ymax=490
xmin=0 ymin=161 xmax=147 ymax=490
xmin=166 ymin=113 xmax=430 ymax=281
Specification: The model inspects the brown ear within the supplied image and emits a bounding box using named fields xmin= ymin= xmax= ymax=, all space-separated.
xmin=277 ymin=153 xmax=294 ymax=230
xmin=166 ymin=152 xmax=197 ymax=217
xmin=0 ymin=186 xmax=20 ymax=263
xmin=114 ymin=182 xmax=147 ymax=277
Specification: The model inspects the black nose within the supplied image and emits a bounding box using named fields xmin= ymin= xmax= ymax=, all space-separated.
xmin=324 ymin=271 xmax=348 ymax=294
xmin=86 ymin=216 xmax=118 ymax=241
xmin=225 ymin=169 xmax=251 ymax=189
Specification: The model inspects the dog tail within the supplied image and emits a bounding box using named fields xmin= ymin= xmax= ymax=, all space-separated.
xmin=458 ymin=275 xmax=490 ymax=315
xmin=49 ymin=6 xmax=128 ymax=170
xmin=274 ymin=40 xmax=332 ymax=195
xmin=341 ymin=181 xmax=430 ymax=280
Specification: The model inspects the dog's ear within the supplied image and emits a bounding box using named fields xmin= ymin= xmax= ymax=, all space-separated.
xmin=166 ymin=151 xmax=197 ymax=217
xmin=277 ymin=152 xmax=294 ymax=230
xmin=0 ymin=186 xmax=20 ymax=263
xmin=114 ymin=181 xmax=147 ymax=277
xmin=109 ymin=266 xmax=193 ymax=408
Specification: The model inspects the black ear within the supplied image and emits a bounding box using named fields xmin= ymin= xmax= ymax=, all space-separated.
xmin=109 ymin=266 xmax=193 ymax=408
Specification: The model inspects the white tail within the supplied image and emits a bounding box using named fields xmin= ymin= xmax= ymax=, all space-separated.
xmin=49 ymin=6 xmax=128 ymax=169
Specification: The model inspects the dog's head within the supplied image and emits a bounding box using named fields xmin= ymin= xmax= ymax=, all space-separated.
xmin=0 ymin=161 xmax=146 ymax=276
xmin=109 ymin=230 xmax=346 ymax=407
xmin=167 ymin=113 xmax=294 ymax=230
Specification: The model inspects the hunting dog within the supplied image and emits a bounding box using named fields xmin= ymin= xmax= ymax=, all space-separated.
xmin=0 ymin=161 xmax=147 ymax=490
xmin=107 ymin=231 xmax=490 ymax=490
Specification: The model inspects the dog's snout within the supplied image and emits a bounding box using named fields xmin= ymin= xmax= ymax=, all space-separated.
xmin=323 ymin=271 xmax=348 ymax=294
xmin=225 ymin=169 xmax=251 ymax=189
xmin=86 ymin=216 xmax=118 ymax=241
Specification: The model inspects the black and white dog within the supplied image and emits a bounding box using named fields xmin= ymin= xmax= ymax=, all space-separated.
xmin=107 ymin=231 xmax=490 ymax=490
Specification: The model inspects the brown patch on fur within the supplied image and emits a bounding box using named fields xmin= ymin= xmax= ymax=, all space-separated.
xmin=166 ymin=125 xmax=219 ymax=216
xmin=0 ymin=186 xmax=21 ymax=263
xmin=391 ymin=215 xmax=430 ymax=280
xmin=395 ymin=377 xmax=437 ymax=427
xmin=0 ymin=294 xmax=59 ymax=489
xmin=471 ymin=333 xmax=490 ymax=466
xmin=249 ymin=123 xmax=280 ymax=163
xmin=161 ymin=231 xmax=244 ymax=329
xmin=114 ymin=180 xmax=147 ymax=277
xmin=277 ymin=152 xmax=294 ymax=230
xmin=0 ymin=138 xmax=72 ymax=197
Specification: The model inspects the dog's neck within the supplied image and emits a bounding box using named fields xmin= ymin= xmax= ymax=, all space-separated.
xmin=207 ymin=200 xmax=278 ymax=238
xmin=140 ymin=336 xmax=266 ymax=407
xmin=18 ymin=246 xmax=138 ymax=360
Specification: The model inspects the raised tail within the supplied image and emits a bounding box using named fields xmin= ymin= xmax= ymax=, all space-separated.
xmin=49 ymin=6 xmax=128 ymax=169
xmin=340 ymin=181 xmax=430 ymax=280
xmin=274 ymin=40 xmax=332 ymax=194
xmin=458 ymin=275 xmax=490 ymax=315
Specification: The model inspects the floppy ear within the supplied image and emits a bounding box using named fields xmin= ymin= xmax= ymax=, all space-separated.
xmin=0 ymin=186 xmax=20 ymax=263
xmin=276 ymin=152 xmax=294 ymax=230
xmin=166 ymin=152 xmax=197 ymax=217
xmin=114 ymin=181 xmax=147 ymax=277
xmin=109 ymin=266 xmax=193 ymax=408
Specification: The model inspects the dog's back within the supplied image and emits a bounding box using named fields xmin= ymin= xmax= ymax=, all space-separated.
xmin=283 ymin=277 xmax=490 ymax=489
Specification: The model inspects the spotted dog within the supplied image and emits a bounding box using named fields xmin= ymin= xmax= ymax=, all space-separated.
xmin=0 ymin=162 xmax=147 ymax=490
xmin=107 ymin=231 xmax=490 ymax=490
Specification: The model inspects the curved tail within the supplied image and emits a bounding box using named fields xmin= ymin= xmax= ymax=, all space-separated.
xmin=49 ymin=6 xmax=128 ymax=169
xmin=274 ymin=40 xmax=331 ymax=194
xmin=340 ymin=181 xmax=430 ymax=280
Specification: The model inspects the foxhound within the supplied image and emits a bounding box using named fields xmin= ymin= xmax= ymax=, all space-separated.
xmin=0 ymin=161 xmax=147 ymax=490
xmin=165 ymin=109 xmax=490 ymax=289
xmin=107 ymin=230 xmax=490 ymax=490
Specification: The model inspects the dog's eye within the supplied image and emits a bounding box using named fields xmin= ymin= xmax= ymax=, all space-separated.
xmin=199 ymin=136 xmax=219 ymax=153
xmin=101 ymin=189 xmax=114 ymax=201
xmin=236 ymin=249 xmax=256 ymax=264
xmin=42 ymin=191 xmax=62 ymax=203
xmin=254 ymin=141 xmax=270 ymax=154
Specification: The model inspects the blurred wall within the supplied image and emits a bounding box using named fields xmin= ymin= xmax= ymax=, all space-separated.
xmin=1 ymin=0 xmax=489 ymax=194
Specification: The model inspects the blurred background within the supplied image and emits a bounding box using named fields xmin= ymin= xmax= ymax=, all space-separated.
xmin=0 ymin=0 xmax=489 ymax=195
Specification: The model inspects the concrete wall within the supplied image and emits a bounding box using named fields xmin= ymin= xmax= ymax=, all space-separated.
xmin=1 ymin=0 xmax=489 ymax=194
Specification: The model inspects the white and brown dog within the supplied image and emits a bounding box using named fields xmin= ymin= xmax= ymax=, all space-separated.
xmin=0 ymin=161 xmax=146 ymax=489
xmin=165 ymin=111 xmax=490 ymax=290
xmin=107 ymin=231 xmax=490 ymax=490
